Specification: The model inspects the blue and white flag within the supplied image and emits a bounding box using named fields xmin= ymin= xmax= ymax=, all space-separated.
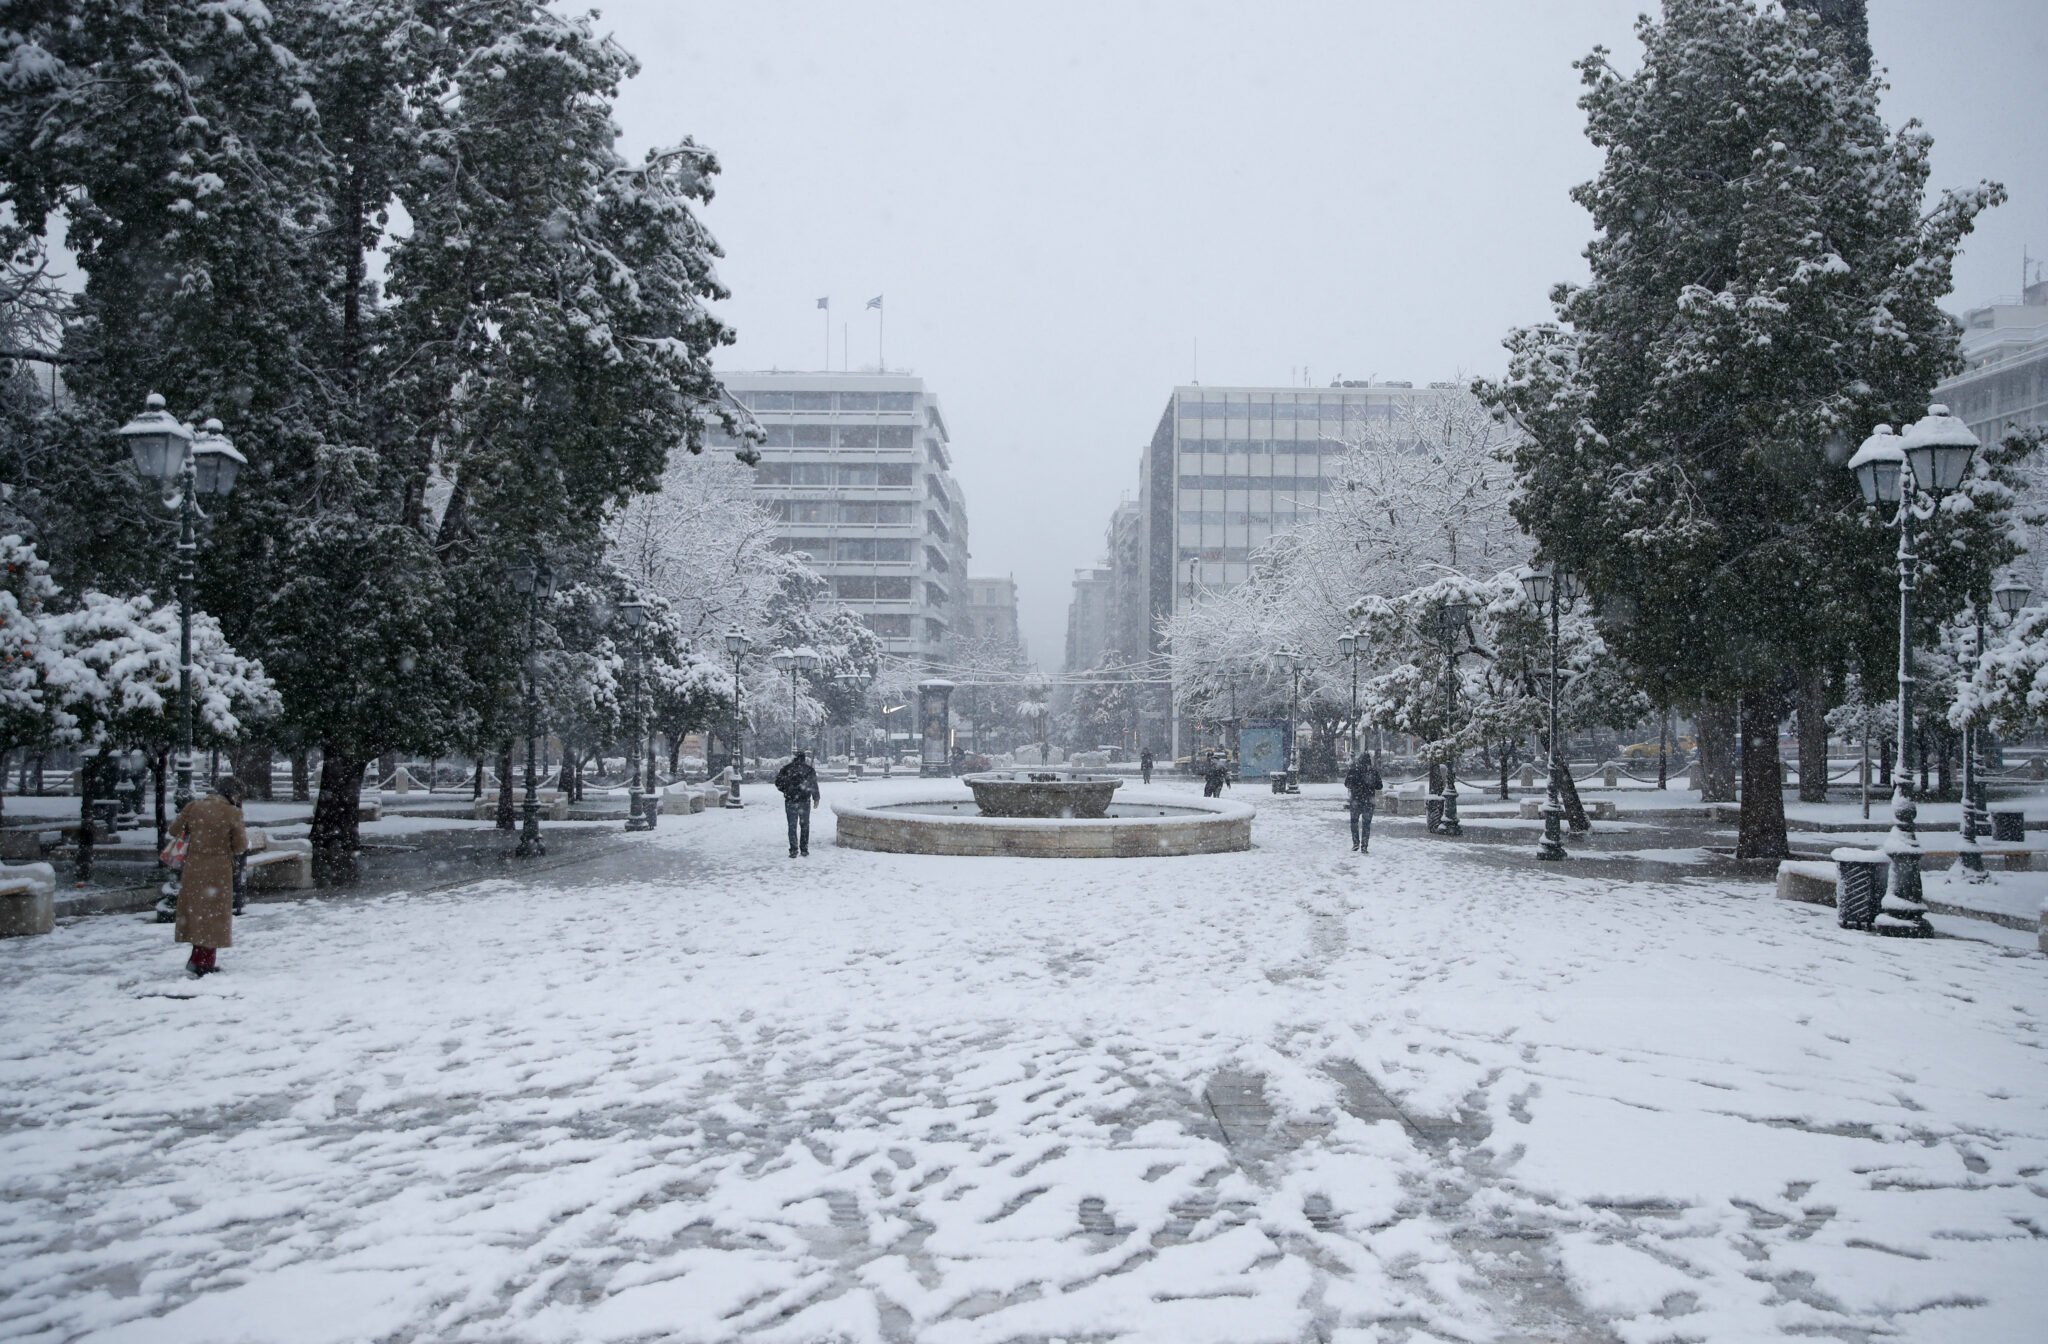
xmin=816 ymin=297 xmax=829 ymax=309
xmin=866 ymin=295 xmax=883 ymax=310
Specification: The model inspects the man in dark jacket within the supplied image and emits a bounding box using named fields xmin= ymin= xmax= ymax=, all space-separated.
xmin=1202 ymin=753 xmax=1231 ymax=798
xmin=773 ymin=751 xmax=822 ymax=857
xmin=1140 ymin=748 xmax=1154 ymax=784
xmin=1344 ymin=751 xmax=1384 ymax=853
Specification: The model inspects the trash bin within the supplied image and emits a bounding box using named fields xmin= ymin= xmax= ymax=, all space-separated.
xmin=1426 ymin=795 xmax=1444 ymax=833
xmin=1831 ymin=847 xmax=1889 ymax=931
xmin=1270 ymin=770 xmax=1290 ymax=794
xmin=638 ymin=794 xmax=661 ymax=830
xmin=1990 ymin=810 xmax=2026 ymax=843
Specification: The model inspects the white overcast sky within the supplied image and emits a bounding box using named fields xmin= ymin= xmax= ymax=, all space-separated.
xmin=599 ymin=0 xmax=2048 ymax=669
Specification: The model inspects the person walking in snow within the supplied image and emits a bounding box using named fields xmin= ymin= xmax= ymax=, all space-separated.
xmin=1140 ymin=748 xmax=1154 ymax=784
xmin=169 ymin=775 xmax=248 ymax=977
xmin=1202 ymin=753 xmax=1231 ymax=798
xmin=773 ymin=750 xmax=822 ymax=858
xmin=1344 ymin=751 xmax=1384 ymax=853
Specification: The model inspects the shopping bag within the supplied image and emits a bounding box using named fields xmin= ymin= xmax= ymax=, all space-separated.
xmin=159 ymin=836 xmax=187 ymax=869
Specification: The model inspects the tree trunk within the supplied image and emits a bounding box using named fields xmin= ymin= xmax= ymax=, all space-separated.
xmin=1879 ymin=734 xmax=1892 ymax=787
xmin=1536 ymin=730 xmax=1590 ymax=831
xmin=291 ymin=750 xmax=311 ymax=802
xmin=232 ymin=741 xmax=274 ymax=800
xmin=311 ymin=747 xmax=366 ymax=885
xmin=1916 ymin=719 xmax=1930 ymax=795
xmin=1936 ymin=728 xmax=1953 ymax=799
xmin=1737 ymin=691 xmax=1788 ymax=860
xmin=472 ymin=758 xmax=484 ymax=800
xmin=1656 ymin=711 xmax=1669 ymax=789
xmin=1499 ymin=743 xmax=1512 ymax=800
xmin=495 ymin=743 xmax=516 ymax=829
xmin=1696 ymin=700 xmax=1738 ymax=802
xmin=1798 ymin=667 xmax=1830 ymax=803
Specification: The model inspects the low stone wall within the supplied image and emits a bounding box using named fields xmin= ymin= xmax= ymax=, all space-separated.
xmin=831 ymin=797 xmax=1253 ymax=859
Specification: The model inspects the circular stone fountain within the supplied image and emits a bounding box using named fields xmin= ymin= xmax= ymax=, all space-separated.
xmin=963 ymin=770 xmax=1121 ymax=818
xmin=831 ymin=775 xmax=1252 ymax=858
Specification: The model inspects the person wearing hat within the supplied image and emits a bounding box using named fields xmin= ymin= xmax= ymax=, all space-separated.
xmin=772 ymin=750 xmax=822 ymax=858
xmin=169 ymin=776 xmax=248 ymax=976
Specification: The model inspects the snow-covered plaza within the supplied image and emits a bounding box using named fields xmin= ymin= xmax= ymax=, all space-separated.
xmin=2 ymin=781 xmax=2045 ymax=1344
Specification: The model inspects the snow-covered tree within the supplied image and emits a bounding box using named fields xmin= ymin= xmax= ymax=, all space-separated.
xmin=1476 ymin=0 xmax=2009 ymax=859
xmin=0 ymin=536 xmax=92 ymax=817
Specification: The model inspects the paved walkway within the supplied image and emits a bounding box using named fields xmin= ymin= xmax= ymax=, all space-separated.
xmin=1 ymin=780 xmax=2042 ymax=1342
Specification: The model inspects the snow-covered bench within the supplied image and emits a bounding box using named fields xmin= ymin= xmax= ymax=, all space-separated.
xmin=1774 ymin=859 xmax=1839 ymax=905
xmin=470 ymin=791 xmax=569 ymax=822
xmin=0 ymin=862 xmax=57 ymax=937
xmin=244 ymin=830 xmax=313 ymax=891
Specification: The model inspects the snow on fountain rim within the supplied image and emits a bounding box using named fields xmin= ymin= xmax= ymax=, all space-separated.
xmin=831 ymin=787 xmax=1254 ymax=828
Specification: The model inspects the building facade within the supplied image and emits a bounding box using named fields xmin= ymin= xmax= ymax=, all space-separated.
xmin=1937 ymin=280 xmax=2048 ymax=447
xmin=961 ymin=575 xmax=1025 ymax=658
xmin=1104 ymin=380 xmax=1466 ymax=755
xmin=717 ymin=372 xmax=970 ymax=666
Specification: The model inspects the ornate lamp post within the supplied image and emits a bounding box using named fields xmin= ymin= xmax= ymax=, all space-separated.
xmin=1958 ymin=574 xmax=2033 ymax=875
xmin=1518 ymin=564 xmax=1582 ymax=861
xmin=1847 ymin=406 xmax=1978 ymax=927
xmin=770 ymin=646 xmax=821 ymax=756
xmin=1337 ymin=632 xmax=1364 ymax=761
xmin=505 ymin=558 xmax=555 ymax=857
xmin=120 ymin=396 xmax=246 ymax=810
xmin=1435 ymin=599 xmax=1473 ymax=837
xmin=723 ymin=628 xmax=750 ymax=806
xmin=618 ymin=599 xmax=652 ymax=831
xmin=1272 ymin=648 xmax=1303 ymax=789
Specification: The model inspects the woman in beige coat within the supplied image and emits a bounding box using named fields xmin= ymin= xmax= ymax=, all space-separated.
xmin=170 ymin=776 xmax=247 ymax=977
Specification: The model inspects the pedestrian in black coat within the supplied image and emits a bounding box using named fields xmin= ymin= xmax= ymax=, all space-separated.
xmin=1202 ymin=755 xmax=1231 ymax=798
xmin=1344 ymin=751 xmax=1384 ymax=853
xmin=773 ymin=751 xmax=822 ymax=857
xmin=1140 ymin=748 xmax=1154 ymax=784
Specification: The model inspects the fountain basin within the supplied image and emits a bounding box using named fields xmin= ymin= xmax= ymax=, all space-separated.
xmin=963 ymin=770 xmax=1120 ymax=819
xmin=832 ymin=792 xmax=1253 ymax=858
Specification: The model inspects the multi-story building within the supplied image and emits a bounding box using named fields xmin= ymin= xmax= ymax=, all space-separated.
xmin=717 ymin=372 xmax=970 ymax=666
xmin=1106 ymin=380 xmax=1466 ymax=755
xmin=960 ymin=575 xmax=1025 ymax=658
xmin=1937 ymin=280 xmax=2048 ymax=447
xmin=1062 ymin=566 xmax=1115 ymax=675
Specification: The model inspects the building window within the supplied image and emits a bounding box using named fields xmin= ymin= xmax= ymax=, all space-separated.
xmin=864 ymin=614 xmax=912 ymax=638
xmin=879 ymin=425 xmax=913 ymax=449
xmin=925 ymin=580 xmax=949 ymax=608
xmin=840 ymin=501 xmax=914 ymax=525
xmin=879 ymin=463 xmax=914 ymax=487
xmin=924 ymin=545 xmax=950 ymax=573
xmin=763 ymin=425 xmax=793 ymax=447
xmin=839 ymin=538 xmax=914 ymax=563
xmin=879 ymin=392 xmax=915 ymax=412
xmin=925 ymin=617 xmax=947 ymax=643
xmin=755 ymin=462 xmax=791 ymax=485
xmin=790 ymin=462 xmax=830 ymax=485
xmin=925 ymin=510 xmax=950 ymax=541
xmin=794 ymin=391 xmax=832 ymax=411
xmin=773 ymin=537 xmax=834 ymax=558
xmin=793 ymin=425 xmax=831 ymax=447
xmin=749 ymin=391 xmax=793 ymax=412
xmin=839 ymin=425 xmax=878 ymax=448
xmin=839 ymin=392 xmax=878 ymax=412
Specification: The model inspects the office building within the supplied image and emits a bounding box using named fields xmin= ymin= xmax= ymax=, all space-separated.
xmin=717 ymin=372 xmax=970 ymax=665
xmin=1063 ymin=566 xmax=1115 ymax=675
xmin=1093 ymin=380 xmax=1467 ymax=754
xmin=1937 ymin=279 xmax=2048 ymax=446
xmin=961 ymin=575 xmax=1026 ymax=660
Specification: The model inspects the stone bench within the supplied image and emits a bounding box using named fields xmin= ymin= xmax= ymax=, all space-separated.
xmin=470 ymin=793 xmax=569 ymax=822
xmin=1774 ymin=859 xmax=1840 ymax=905
xmin=1517 ymin=797 xmax=1618 ymax=821
xmin=0 ymin=862 xmax=58 ymax=937
xmin=246 ymin=837 xmax=312 ymax=891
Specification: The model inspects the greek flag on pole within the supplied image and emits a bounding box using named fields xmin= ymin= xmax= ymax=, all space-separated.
xmin=866 ymin=295 xmax=883 ymax=310
xmin=817 ymin=297 xmax=828 ymax=309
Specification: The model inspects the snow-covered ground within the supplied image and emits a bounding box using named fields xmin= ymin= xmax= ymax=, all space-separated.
xmin=1 ymin=778 xmax=2043 ymax=1343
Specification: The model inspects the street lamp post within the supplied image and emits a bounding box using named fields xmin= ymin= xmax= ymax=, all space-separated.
xmin=1338 ymin=632 xmax=1363 ymax=761
xmin=724 ymin=628 xmax=750 ymax=806
xmin=1269 ymin=647 xmax=1302 ymax=786
xmin=618 ymin=599 xmax=652 ymax=831
xmin=1959 ymin=574 xmax=2033 ymax=876
xmin=1848 ymin=406 xmax=1979 ymax=928
xmin=1436 ymin=600 xmax=1473 ymax=837
xmin=505 ymin=558 xmax=554 ymax=857
xmin=1520 ymin=564 xmax=1571 ymax=861
xmin=119 ymin=396 xmax=246 ymax=811
xmin=769 ymin=646 xmax=821 ymax=757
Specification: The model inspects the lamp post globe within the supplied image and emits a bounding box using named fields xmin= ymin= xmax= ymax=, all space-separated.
xmin=188 ymin=420 xmax=247 ymax=498
xmin=1899 ymin=404 xmax=1978 ymax=496
xmin=118 ymin=393 xmax=193 ymax=484
xmin=1994 ymin=576 xmax=2032 ymax=619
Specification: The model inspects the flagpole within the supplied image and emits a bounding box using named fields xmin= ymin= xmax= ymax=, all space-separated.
xmin=822 ymin=301 xmax=829 ymax=369
xmin=879 ymin=304 xmax=885 ymax=373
